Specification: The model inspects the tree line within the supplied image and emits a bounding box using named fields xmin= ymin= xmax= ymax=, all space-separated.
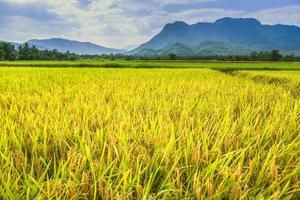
xmin=0 ymin=42 xmax=79 ymax=61
xmin=68 ymin=50 xmax=300 ymax=62
xmin=137 ymin=50 xmax=300 ymax=61
xmin=1 ymin=41 xmax=300 ymax=61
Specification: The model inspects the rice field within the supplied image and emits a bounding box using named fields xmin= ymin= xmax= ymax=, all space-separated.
xmin=0 ymin=65 xmax=300 ymax=199
xmin=235 ymin=71 xmax=300 ymax=98
xmin=238 ymin=70 xmax=300 ymax=83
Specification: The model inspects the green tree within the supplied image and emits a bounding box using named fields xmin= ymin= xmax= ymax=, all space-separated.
xmin=258 ymin=51 xmax=270 ymax=61
xmin=110 ymin=53 xmax=115 ymax=61
xmin=30 ymin=45 xmax=40 ymax=60
xmin=18 ymin=43 xmax=31 ymax=60
xmin=250 ymin=52 xmax=258 ymax=61
xmin=0 ymin=42 xmax=16 ymax=61
xmin=168 ymin=53 xmax=177 ymax=60
xmin=0 ymin=43 xmax=5 ymax=60
xmin=270 ymin=50 xmax=282 ymax=61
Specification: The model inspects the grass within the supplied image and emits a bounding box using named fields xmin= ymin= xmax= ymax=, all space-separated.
xmin=0 ymin=66 xmax=299 ymax=199
xmin=1 ymin=60 xmax=300 ymax=71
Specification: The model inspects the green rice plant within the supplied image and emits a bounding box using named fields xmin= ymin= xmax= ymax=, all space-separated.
xmin=1 ymin=60 xmax=300 ymax=71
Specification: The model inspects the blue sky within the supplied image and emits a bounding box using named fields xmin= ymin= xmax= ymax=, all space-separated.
xmin=164 ymin=0 xmax=299 ymax=12
xmin=0 ymin=0 xmax=299 ymax=48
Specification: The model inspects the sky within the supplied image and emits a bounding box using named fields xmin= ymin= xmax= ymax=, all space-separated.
xmin=0 ymin=0 xmax=300 ymax=49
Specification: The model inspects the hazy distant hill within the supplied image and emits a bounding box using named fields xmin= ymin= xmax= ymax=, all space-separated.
xmin=133 ymin=17 xmax=300 ymax=56
xmin=27 ymin=38 xmax=125 ymax=55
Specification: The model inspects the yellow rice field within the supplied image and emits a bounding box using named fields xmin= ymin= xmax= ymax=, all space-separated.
xmin=0 ymin=67 xmax=299 ymax=199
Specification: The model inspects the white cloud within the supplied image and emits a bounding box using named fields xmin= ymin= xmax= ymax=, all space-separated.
xmin=244 ymin=5 xmax=300 ymax=26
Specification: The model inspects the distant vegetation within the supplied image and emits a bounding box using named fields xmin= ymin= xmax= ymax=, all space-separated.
xmin=1 ymin=42 xmax=300 ymax=62
xmin=134 ymin=50 xmax=300 ymax=62
xmin=0 ymin=42 xmax=79 ymax=61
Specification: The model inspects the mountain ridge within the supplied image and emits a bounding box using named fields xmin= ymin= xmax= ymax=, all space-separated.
xmin=27 ymin=38 xmax=125 ymax=55
xmin=132 ymin=17 xmax=300 ymax=56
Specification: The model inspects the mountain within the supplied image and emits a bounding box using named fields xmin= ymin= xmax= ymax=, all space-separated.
xmin=133 ymin=18 xmax=300 ymax=56
xmin=27 ymin=38 xmax=125 ymax=55
xmin=135 ymin=41 xmax=251 ymax=57
xmin=124 ymin=44 xmax=140 ymax=51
